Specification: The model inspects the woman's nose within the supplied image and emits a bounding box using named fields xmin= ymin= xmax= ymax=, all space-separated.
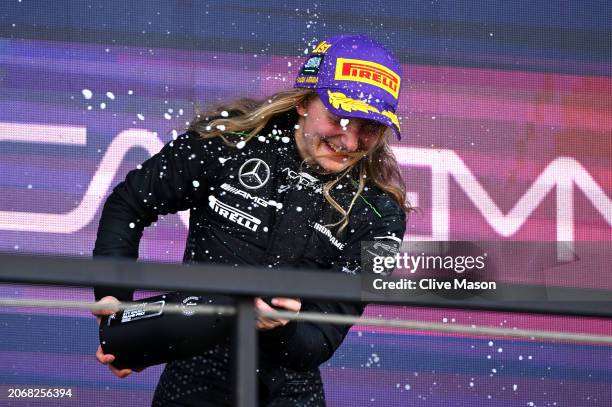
xmin=340 ymin=125 xmax=360 ymax=152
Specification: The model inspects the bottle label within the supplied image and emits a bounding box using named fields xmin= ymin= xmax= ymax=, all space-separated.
xmin=119 ymin=300 xmax=165 ymax=323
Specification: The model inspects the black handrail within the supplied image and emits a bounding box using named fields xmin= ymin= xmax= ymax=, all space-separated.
xmin=0 ymin=255 xmax=609 ymax=316
xmin=1 ymin=254 xmax=611 ymax=407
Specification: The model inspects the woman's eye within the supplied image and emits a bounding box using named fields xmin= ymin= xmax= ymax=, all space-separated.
xmin=361 ymin=124 xmax=381 ymax=135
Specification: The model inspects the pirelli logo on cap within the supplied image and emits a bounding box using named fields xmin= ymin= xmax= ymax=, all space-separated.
xmin=334 ymin=58 xmax=400 ymax=99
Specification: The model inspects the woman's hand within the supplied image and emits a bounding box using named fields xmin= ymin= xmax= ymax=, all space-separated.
xmin=255 ymin=297 xmax=301 ymax=331
xmin=92 ymin=296 xmax=143 ymax=378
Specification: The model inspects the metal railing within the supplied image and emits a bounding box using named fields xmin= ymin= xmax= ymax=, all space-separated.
xmin=1 ymin=254 xmax=611 ymax=406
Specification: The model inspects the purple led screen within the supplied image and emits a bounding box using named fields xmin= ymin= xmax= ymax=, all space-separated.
xmin=1 ymin=1 xmax=611 ymax=406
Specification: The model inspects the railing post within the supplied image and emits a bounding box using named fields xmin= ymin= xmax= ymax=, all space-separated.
xmin=235 ymin=296 xmax=257 ymax=407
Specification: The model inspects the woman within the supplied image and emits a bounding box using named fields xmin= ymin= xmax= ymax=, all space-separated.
xmin=93 ymin=34 xmax=409 ymax=406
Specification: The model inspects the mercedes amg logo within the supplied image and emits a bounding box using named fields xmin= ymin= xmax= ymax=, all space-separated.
xmin=238 ymin=158 xmax=270 ymax=189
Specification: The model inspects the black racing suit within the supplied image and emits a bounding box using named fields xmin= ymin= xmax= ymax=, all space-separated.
xmin=93 ymin=112 xmax=406 ymax=406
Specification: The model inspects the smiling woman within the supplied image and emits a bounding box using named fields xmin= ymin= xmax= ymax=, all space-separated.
xmin=92 ymin=34 xmax=409 ymax=407
xmin=294 ymin=97 xmax=385 ymax=173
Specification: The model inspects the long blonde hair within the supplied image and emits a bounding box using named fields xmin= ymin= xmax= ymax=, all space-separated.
xmin=188 ymin=88 xmax=412 ymax=230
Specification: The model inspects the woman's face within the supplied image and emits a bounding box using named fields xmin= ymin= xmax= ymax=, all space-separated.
xmin=294 ymin=96 xmax=385 ymax=173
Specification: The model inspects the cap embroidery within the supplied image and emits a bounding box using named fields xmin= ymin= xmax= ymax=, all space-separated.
xmin=380 ymin=110 xmax=400 ymax=130
xmin=327 ymin=91 xmax=400 ymax=131
xmin=327 ymin=90 xmax=379 ymax=114
xmin=312 ymin=40 xmax=332 ymax=54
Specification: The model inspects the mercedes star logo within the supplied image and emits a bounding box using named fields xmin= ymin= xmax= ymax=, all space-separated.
xmin=238 ymin=158 xmax=270 ymax=189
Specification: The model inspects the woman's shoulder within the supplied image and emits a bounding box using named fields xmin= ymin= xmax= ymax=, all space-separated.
xmin=352 ymin=182 xmax=406 ymax=222
xmin=341 ymin=183 xmax=406 ymax=244
xmin=178 ymin=130 xmax=245 ymax=154
xmin=360 ymin=183 xmax=405 ymax=215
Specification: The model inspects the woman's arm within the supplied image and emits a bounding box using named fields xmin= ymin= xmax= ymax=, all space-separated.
xmin=93 ymin=132 xmax=221 ymax=301
xmin=258 ymin=202 xmax=406 ymax=371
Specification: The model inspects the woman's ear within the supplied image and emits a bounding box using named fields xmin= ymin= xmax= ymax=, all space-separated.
xmin=296 ymin=101 xmax=307 ymax=116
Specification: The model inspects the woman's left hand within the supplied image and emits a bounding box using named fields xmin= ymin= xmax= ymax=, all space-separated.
xmin=255 ymin=297 xmax=301 ymax=330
